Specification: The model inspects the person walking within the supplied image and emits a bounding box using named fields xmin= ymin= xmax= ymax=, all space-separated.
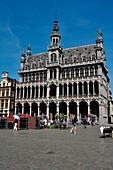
xmin=70 ymin=114 xmax=77 ymax=133
xmin=13 ymin=118 xmax=18 ymax=131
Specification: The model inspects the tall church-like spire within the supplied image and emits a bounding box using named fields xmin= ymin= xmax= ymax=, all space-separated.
xmin=49 ymin=16 xmax=61 ymax=48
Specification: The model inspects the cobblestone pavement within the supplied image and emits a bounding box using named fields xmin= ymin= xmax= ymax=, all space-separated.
xmin=0 ymin=125 xmax=113 ymax=170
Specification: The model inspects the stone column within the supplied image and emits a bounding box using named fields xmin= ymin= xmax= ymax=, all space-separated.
xmin=67 ymin=83 xmax=69 ymax=97
xmin=46 ymin=104 xmax=49 ymax=118
xmin=62 ymin=84 xmax=64 ymax=96
xmin=38 ymin=103 xmax=40 ymax=116
xmin=72 ymin=84 xmax=74 ymax=97
xmin=30 ymin=103 xmax=32 ymax=116
xmin=77 ymin=102 xmax=80 ymax=120
xmin=87 ymin=82 xmax=89 ymax=97
xmin=67 ymin=102 xmax=69 ymax=122
xmin=77 ymin=83 xmax=79 ymax=97
xmin=22 ymin=104 xmax=24 ymax=114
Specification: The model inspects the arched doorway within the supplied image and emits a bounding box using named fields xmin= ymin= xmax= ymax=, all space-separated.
xmin=31 ymin=102 xmax=38 ymax=116
xmin=16 ymin=103 xmax=22 ymax=114
xmin=40 ymin=102 xmax=46 ymax=115
xmin=59 ymin=101 xmax=67 ymax=115
xmin=79 ymin=101 xmax=88 ymax=118
xmin=49 ymin=102 xmax=56 ymax=120
xmin=90 ymin=101 xmax=99 ymax=118
xmin=24 ymin=103 xmax=30 ymax=114
xmin=69 ymin=101 xmax=77 ymax=117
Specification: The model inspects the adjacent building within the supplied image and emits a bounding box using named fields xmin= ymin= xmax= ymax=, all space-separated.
xmin=15 ymin=19 xmax=112 ymax=123
xmin=0 ymin=71 xmax=16 ymax=117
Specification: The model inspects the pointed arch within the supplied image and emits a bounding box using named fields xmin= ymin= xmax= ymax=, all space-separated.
xmin=90 ymin=101 xmax=99 ymax=118
xmin=69 ymin=101 xmax=77 ymax=116
xmin=59 ymin=101 xmax=67 ymax=115
xmin=79 ymin=101 xmax=88 ymax=118
xmin=24 ymin=103 xmax=30 ymax=114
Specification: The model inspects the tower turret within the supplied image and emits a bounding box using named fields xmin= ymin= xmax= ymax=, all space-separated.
xmin=49 ymin=20 xmax=61 ymax=48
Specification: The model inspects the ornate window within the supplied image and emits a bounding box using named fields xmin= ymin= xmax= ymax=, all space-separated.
xmin=62 ymin=70 xmax=65 ymax=79
xmin=76 ymin=68 xmax=79 ymax=77
xmin=51 ymin=53 xmax=57 ymax=62
xmin=90 ymin=67 xmax=94 ymax=76
xmin=85 ymin=67 xmax=88 ymax=77
xmin=92 ymin=54 xmax=96 ymax=61
xmin=71 ymin=69 xmax=74 ymax=78
xmin=66 ymin=70 xmax=69 ymax=78
xmin=73 ymin=57 xmax=77 ymax=63
xmin=80 ymin=68 xmax=84 ymax=77
xmin=83 ymin=56 xmax=87 ymax=62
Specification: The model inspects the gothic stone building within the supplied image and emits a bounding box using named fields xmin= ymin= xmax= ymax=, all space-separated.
xmin=15 ymin=20 xmax=112 ymax=123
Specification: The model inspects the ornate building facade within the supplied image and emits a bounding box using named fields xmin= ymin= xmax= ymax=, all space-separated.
xmin=0 ymin=71 xmax=16 ymax=117
xmin=15 ymin=20 xmax=112 ymax=123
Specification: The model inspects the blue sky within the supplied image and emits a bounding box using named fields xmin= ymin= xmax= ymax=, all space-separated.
xmin=0 ymin=0 xmax=113 ymax=96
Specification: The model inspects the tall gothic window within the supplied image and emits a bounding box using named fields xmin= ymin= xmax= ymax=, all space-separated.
xmin=90 ymin=67 xmax=94 ymax=76
xmin=66 ymin=70 xmax=69 ymax=78
xmin=85 ymin=67 xmax=88 ymax=77
xmin=76 ymin=68 xmax=79 ymax=77
xmin=80 ymin=68 xmax=84 ymax=77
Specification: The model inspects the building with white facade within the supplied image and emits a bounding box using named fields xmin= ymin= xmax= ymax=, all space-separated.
xmin=15 ymin=19 xmax=112 ymax=123
xmin=0 ymin=71 xmax=16 ymax=117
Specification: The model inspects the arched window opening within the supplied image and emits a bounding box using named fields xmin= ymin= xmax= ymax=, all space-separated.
xmin=54 ymin=69 xmax=56 ymax=79
xmin=24 ymin=86 xmax=27 ymax=98
xmin=94 ymin=81 xmax=99 ymax=95
xmin=84 ymin=82 xmax=88 ymax=95
xmin=89 ymin=81 xmax=93 ymax=95
xmin=76 ymin=69 xmax=79 ymax=78
xmin=69 ymin=83 xmax=72 ymax=96
xmin=90 ymin=67 xmax=94 ymax=76
xmin=59 ymin=84 xmax=62 ymax=96
xmin=40 ymin=85 xmax=43 ymax=98
xmin=73 ymin=83 xmax=77 ymax=96
xmin=36 ymin=86 xmax=38 ymax=98
xmin=32 ymin=86 xmax=35 ymax=98
xmin=64 ymin=84 xmax=67 ymax=96
xmin=44 ymin=85 xmax=47 ymax=97
xmin=20 ymin=87 xmax=23 ymax=98
xmin=71 ymin=69 xmax=74 ymax=78
xmin=80 ymin=68 xmax=84 ymax=77
xmin=85 ymin=67 xmax=88 ymax=77
xmin=79 ymin=82 xmax=82 ymax=96
xmin=28 ymin=86 xmax=30 ymax=98
xmin=50 ymin=69 xmax=52 ymax=79
xmin=66 ymin=70 xmax=69 ymax=79
xmin=62 ymin=71 xmax=65 ymax=79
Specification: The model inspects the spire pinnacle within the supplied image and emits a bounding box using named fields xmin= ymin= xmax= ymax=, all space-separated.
xmin=96 ymin=26 xmax=103 ymax=48
xmin=96 ymin=26 xmax=102 ymax=41
xmin=21 ymin=48 xmax=25 ymax=57
xmin=27 ymin=42 xmax=31 ymax=55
